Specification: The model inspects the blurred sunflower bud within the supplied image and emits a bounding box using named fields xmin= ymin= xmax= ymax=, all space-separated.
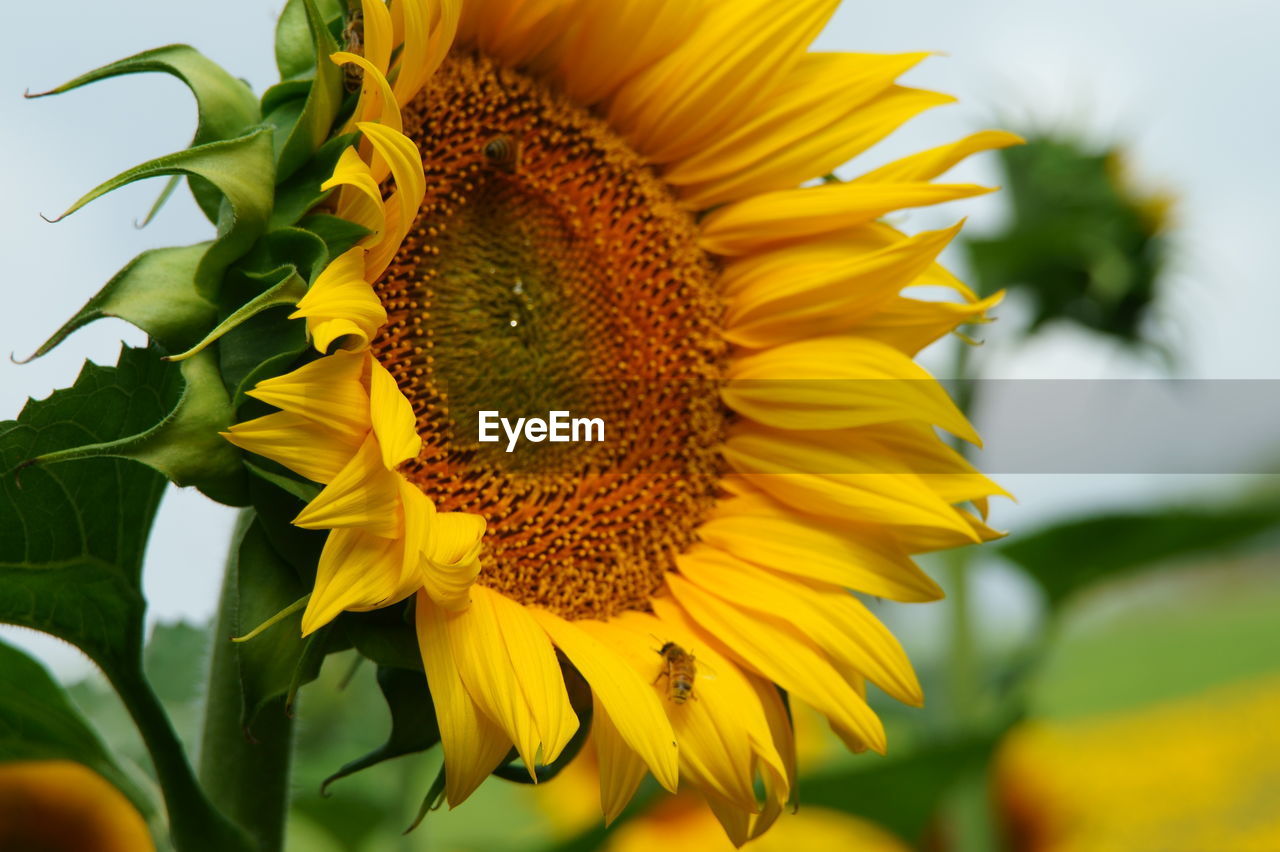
xmin=0 ymin=760 xmax=155 ymax=852
xmin=965 ymin=136 xmax=1174 ymax=347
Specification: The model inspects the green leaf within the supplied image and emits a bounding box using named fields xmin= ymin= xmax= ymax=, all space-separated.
xmin=18 ymin=243 xmax=217 ymax=362
xmin=0 ymin=348 xmax=168 ymax=670
xmin=27 ymin=350 xmax=247 ymax=506
xmin=797 ymin=733 xmax=1001 ymax=844
xmin=998 ymin=498 xmax=1280 ymax=607
xmin=0 ymin=348 xmax=253 ymax=851
xmin=321 ymin=666 xmax=441 ymax=793
xmin=46 ymin=129 xmax=276 ymax=300
xmin=27 ymin=44 xmax=261 ymax=222
xmin=0 ymin=639 xmax=153 ymax=816
xmin=272 ymin=0 xmax=345 ymax=183
xmin=231 ymin=517 xmax=324 ymax=730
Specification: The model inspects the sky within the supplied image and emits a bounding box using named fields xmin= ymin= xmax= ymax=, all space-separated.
xmin=2 ymin=0 xmax=1277 ymax=675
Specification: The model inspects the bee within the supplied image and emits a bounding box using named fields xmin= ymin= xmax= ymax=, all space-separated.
xmin=483 ymin=134 xmax=520 ymax=173
xmin=654 ymin=642 xmax=697 ymax=704
xmin=342 ymin=8 xmax=365 ymax=93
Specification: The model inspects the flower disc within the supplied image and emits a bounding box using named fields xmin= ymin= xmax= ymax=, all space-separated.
xmin=374 ymin=53 xmax=727 ymax=619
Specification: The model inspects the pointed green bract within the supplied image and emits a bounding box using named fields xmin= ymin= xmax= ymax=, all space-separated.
xmin=27 ymin=44 xmax=261 ymax=222
xmin=47 ymin=129 xmax=275 ymax=298
xmin=271 ymin=0 xmax=346 ymax=182
xmin=19 ymin=244 xmax=215 ymax=363
xmin=166 ymin=268 xmax=309 ymax=363
xmin=321 ymin=666 xmax=442 ymax=794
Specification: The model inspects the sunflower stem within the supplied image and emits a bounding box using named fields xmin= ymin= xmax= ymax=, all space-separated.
xmin=947 ymin=336 xmax=980 ymax=728
xmin=108 ymin=666 xmax=254 ymax=852
xmin=198 ymin=509 xmax=296 ymax=852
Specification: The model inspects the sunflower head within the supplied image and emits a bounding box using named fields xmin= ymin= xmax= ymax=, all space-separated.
xmin=29 ymin=0 xmax=1013 ymax=843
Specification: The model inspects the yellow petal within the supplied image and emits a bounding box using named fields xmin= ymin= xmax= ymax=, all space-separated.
xmin=855 ymin=129 xmax=1024 ymax=183
xmin=483 ymin=588 xmax=580 ymax=766
xmin=699 ymin=181 xmax=992 ymax=257
xmin=292 ymin=433 xmax=403 ymax=536
xmin=722 ymin=223 xmax=962 ymax=349
xmin=359 ymin=0 xmax=393 ymax=76
xmin=368 ymin=357 xmax=421 ymax=468
xmin=593 ymin=693 xmax=649 ymax=825
xmin=398 ymin=476 xmax=437 ymax=586
xmin=422 ymin=512 xmax=486 ymax=610
xmin=461 ymin=0 xmax=570 ymax=71
xmin=552 ymin=0 xmax=706 ymax=107
xmin=856 ymin=292 xmax=1003 ymax=356
xmin=721 ymin=424 xmax=978 ymax=538
xmin=301 ymin=527 xmax=403 ymax=635
xmin=657 ymin=578 xmax=887 ymax=754
xmin=222 ymin=411 xmax=361 ymax=484
xmin=332 ymin=50 xmax=402 ymax=134
xmin=724 ymin=335 xmax=980 ymax=444
xmin=529 ymin=608 xmax=679 ymax=792
xmin=357 ymin=122 xmax=426 ymax=278
xmin=608 ymin=0 xmax=839 ymax=165
xmin=323 ymin=148 xmax=386 ymax=238
xmin=415 ymin=590 xmax=515 ymax=807
xmin=664 ymin=52 xmax=927 ymax=186
xmin=291 ymin=247 xmax=387 ymax=352
xmin=596 ymin=612 xmax=789 ymax=814
xmin=245 ymin=348 xmax=370 ymax=438
xmin=676 ymin=546 xmax=923 ymax=707
xmin=443 ymin=587 xmax=542 ymax=777
xmin=699 ymin=495 xmax=944 ymax=602
xmin=850 ymin=421 xmax=1011 ymax=505
xmin=676 ymin=87 xmax=956 ymax=210
xmin=392 ymin=0 xmax=460 ymax=107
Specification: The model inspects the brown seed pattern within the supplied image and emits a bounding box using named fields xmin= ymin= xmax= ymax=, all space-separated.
xmin=371 ymin=53 xmax=727 ymax=619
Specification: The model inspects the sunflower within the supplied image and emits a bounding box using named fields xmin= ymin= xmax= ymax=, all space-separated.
xmin=218 ymin=0 xmax=1014 ymax=842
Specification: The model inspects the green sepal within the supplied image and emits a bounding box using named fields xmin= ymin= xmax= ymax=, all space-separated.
xmin=0 ymin=639 xmax=154 ymax=819
xmin=17 ymin=243 xmax=216 ymax=363
xmin=342 ymin=605 xmax=423 ymax=672
xmin=272 ymin=0 xmax=345 ymax=183
xmin=271 ymin=132 xmax=358 ymax=229
xmin=46 ymin=129 xmax=276 ymax=299
xmin=27 ymin=44 xmax=261 ymax=223
xmin=298 ymin=213 xmax=373 ymax=259
xmin=320 ymin=666 xmax=442 ymax=794
xmin=275 ymin=0 xmax=349 ymax=81
xmin=231 ymin=517 xmax=325 ymax=732
xmin=491 ymin=706 xmax=593 ymax=784
xmin=25 ymin=349 xmax=247 ymax=506
xmin=166 ymin=267 xmax=309 ymax=364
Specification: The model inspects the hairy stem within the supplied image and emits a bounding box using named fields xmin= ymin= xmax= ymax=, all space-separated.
xmin=109 ymin=666 xmax=252 ymax=852
xmin=198 ymin=510 xmax=296 ymax=851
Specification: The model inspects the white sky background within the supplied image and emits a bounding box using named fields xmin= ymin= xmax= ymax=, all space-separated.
xmin=2 ymin=0 xmax=1278 ymax=676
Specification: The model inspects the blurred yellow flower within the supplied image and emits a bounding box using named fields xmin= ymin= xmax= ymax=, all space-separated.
xmin=0 ymin=760 xmax=154 ymax=852
xmin=996 ymin=675 xmax=1280 ymax=851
